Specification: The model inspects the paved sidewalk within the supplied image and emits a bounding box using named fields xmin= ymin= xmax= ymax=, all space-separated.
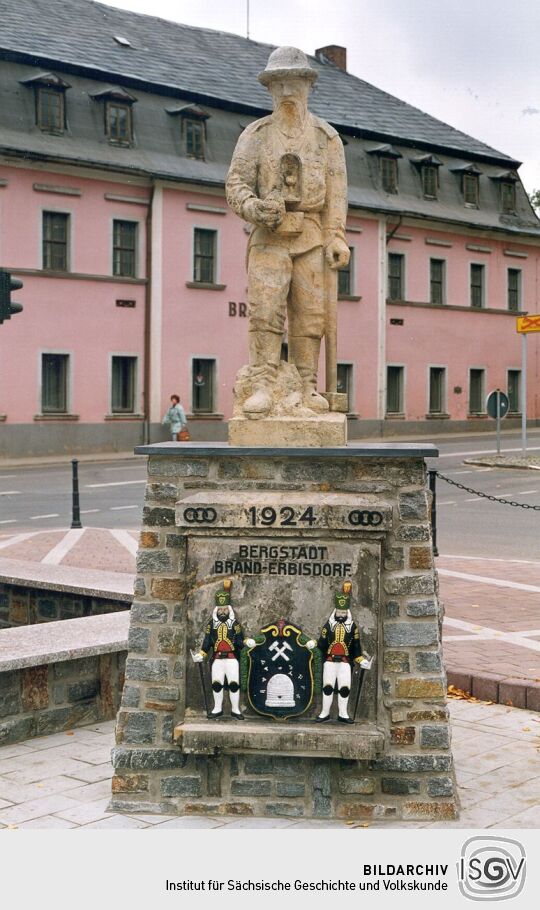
xmin=0 ymin=700 xmax=537 ymax=829
xmin=1 ymin=529 xmax=538 ymax=706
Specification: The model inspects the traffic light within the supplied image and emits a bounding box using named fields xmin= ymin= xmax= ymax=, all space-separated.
xmin=0 ymin=270 xmax=23 ymax=324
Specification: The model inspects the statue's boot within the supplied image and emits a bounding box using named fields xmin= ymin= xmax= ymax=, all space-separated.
xmin=289 ymin=335 xmax=329 ymax=413
xmin=243 ymin=330 xmax=281 ymax=418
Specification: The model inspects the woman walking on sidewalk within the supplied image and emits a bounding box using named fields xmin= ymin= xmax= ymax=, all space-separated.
xmin=162 ymin=394 xmax=188 ymax=441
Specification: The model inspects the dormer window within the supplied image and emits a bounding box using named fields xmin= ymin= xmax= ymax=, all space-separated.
xmin=411 ymin=154 xmax=442 ymax=199
xmin=368 ymin=144 xmax=402 ymax=194
xmin=452 ymin=164 xmax=482 ymax=208
xmin=91 ymin=87 xmax=137 ymax=146
xmin=166 ymin=104 xmax=210 ymax=161
xmin=490 ymin=171 xmax=518 ymax=215
xmin=20 ymin=72 xmax=70 ymax=134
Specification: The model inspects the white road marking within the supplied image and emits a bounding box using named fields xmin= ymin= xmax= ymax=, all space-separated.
xmin=438 ymin=568 xmax=540 ymax=594
xmin=30 ymin=513 xmax=60 ymax=520
xmin=516 ymin=490 xmax=538 ymax=495
xmin=438 ymin=500 xmax=456 ymax=505
xmin=439 ymin=444 xmax=540 ymax=458
xmin=110 ymin=505 xmax=138 ymax=510
xmin=0 ymin=531 xmax=41 ymax=549
xmin=438 ymin=554 xmax=540 ymax=565
xmin=110 ymin=529 xmax=138 ymax=556
xmin=444 ymin=617 xmax=540 ymax=653
xmin=41 ymin=528 xmax=85 ymax=565
xmin=0 ymin=519 xmax=17 ymax=524
xmin=80 ymin=509 xmax=100 ymax=514
xmin=0 ymin=491 xmax=21 ymax=496
xmin=0 ymin=475 xmax=17 ymax=479
xmin=85 ymin=480 xmax=146 ymax=488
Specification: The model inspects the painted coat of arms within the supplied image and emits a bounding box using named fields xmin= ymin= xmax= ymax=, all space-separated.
xmin=241 ymin=620 xmax=321 ymax=719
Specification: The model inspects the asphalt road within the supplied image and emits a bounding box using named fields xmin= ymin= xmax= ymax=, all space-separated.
xmin=1 ymin=429 xmax=539 ymax=558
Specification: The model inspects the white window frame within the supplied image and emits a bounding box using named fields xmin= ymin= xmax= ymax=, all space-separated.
xmin=468 ymin=366 xmax=487 ymax=414
xmin=386 ymin=362 xmax=406 ymax=415
xmin=429 ymin=257 xmax=447 ymax=305
xmin=110 ymin=217 xmax=141 ymax=279
xmin=387 ymin=251 xmax=406 ymax=301
xmin=190 ymin=354 xmax=218 ymax=414
xmin=506 ymin=367 xmax=521 ymax=414
xmin=338 ymin=246 xmax=356 ymax=297
xmin=506 ymin=267 xmax=522 ymax=312
xmin=40 ymin=206 xmax=74 ymax=272
xmin=469 ymin=261 xmax=487 ymax=309
xmin=337 ymin=360 xmax=355 ymax=413
xmin=426 ymin=364 xmax=447 ymax=415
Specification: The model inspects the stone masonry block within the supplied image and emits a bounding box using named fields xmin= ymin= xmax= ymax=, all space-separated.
xmin=131 ymin=603 xmax=168 ymax=624
xmin=390 ymin=726 xmax=416 ymax=745
xmin=128 ymin=628 xmax=150 ymax=653
xmin=140 ymin=531 xmax=159 ymax=548
xmin=53 ymin=656 xmax=99 ymax=679
xmin=158 ymin=628 xmax=184 ymax=654
xmin=276 ymin=781 xmax=305 ymax=798
xmin=384 ymin=651 xmax=410 ymax=673
xmin=282 ymin=462 xmax=347 ymax=482
xmin=338 ymin=777 xmax=375 ymax=795
xmin=151 ymin=578 xmax=183 ymax=600
xmin=231 ymin=779 xmax=272 ymax=797
xmin=382 ymin=778 xmax=421 ymax=795
xmin=416 ymin=652 xmax=442 ymax=672
xmin=385 ymin=601 xmax=400 ymax=618
xmin=113 ymin=747 xmax=188 ymax=771
xmin=384 ymin=548 xmax=404 ymax=571
xmin=266 ymin=802 xmax=304 ymax=818
xmin=395 ymin=525 xmax=430 ymax=541
xmin=161 ymin=776 xmax=202 ymax=797
xmin=0 ymin=716 xmax=35 ymax=745
xmin=428 ymin=777 xmax=454 ymax=797
xmin=125 ymin=658 xmax=169 ymax=682
xmin=145 ymin=483 xmax=178 ymax=503
xmin=121 ymin=685 xmax=141 ymax=708
xmin=142 ymin=507 xmax=175 ymax=527
xmin=384 ymin=575 xmax=434 ymax=596
xmin=136 ymin=550 xmax=173 ymax=574
xmin=420 ymin=725 xmax=450 ymax=749
xmin=67 ymin=680 xmax=100 ymax=702
xmin=21 ymin=665 xmax=49 ymax=711
xmin=0 ymin=672 xmax=21 ymax=717
xmin=117 ymin=711 xmax=157 ymax=744
xmin=384 ymin=623 xmax=438 ymax=648
xmin=111 ymin=774 xmax=149 ymax=793
xmin=406 ymin=599 xmax=437 ymax=617
xmin=396 ymin=678 xmax=445 ymax=698
xmin=399 ymin=491 xmax=428 ymax=521
xmin=409 ymin=547 xmax=432 ymax=570
xmin=37 ymin=597 xmax=58 ymax=619
xmin=244 ymin=755 xmax=274 ymax=774
xmin=403 ymin=802 xmax=457 ymax=820
xmin=148 ymin=458 xmax=208 ymax=477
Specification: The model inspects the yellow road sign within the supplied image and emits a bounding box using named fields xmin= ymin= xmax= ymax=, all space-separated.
xmin=516 ymin=315 xmax=540 ymax=333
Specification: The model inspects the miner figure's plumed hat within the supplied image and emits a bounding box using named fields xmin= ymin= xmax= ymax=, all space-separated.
xmin=214 ymin=579 xmax=232 ymax=608
xmin=258 ymin=46 xmax=318 ymax=87
xmin=334 ymin=581 xmax=352 ymax=611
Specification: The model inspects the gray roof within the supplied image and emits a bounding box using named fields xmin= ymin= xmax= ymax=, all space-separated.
xmin=0 ymin=0 xmax=518 ymax=166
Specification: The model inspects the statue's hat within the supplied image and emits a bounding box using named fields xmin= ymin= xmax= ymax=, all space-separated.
xmin=334 ymin=581 xmax=352 ymax=611
xmin=215 ymin=579 xmax=232 ymax=607
xmin=258 ymin=46 xmax=318 ymax=87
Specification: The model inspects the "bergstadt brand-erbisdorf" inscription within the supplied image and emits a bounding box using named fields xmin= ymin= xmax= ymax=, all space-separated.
xmin=212 ymin=544 xmax=352 ymax=577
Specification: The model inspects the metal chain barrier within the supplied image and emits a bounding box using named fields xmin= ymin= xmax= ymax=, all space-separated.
xmin=434 ymin=471 xmax=540 ymax=511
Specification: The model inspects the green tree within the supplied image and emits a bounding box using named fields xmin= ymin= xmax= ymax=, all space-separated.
xmin=528 ymin=188 xmax=540 ymax=213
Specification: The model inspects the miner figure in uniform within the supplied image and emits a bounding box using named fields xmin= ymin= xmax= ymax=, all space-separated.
xmin=316 ymin=581 xmax=363 ymax=723
xmin=193 ymin=581 xmax=249 ymax=719
xmin=226 ymin=46 xmax=349 ymax=417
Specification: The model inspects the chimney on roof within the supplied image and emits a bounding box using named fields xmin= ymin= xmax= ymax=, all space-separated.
xmin=315 ymin=45 xmax=347 ymax=72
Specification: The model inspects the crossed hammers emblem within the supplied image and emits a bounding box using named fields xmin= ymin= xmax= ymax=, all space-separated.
xmin=269 ymin=641 xmax=293 ymax=662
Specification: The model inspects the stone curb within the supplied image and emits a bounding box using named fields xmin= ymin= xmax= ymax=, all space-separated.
xmin=463 ymin=457 xmax=540 ymax=470
xmin=447 ymin=669 xmax=540 ymax=712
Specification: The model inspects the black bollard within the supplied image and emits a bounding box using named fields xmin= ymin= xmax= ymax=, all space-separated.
xmin=428 ymin=469 xmax=438 ymax=557
xmin=71 ymin=458 xmax=82 ymax=529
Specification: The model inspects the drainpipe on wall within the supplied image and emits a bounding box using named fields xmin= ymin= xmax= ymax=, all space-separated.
xmin=143 ymin=180 xmax=155 ymax=445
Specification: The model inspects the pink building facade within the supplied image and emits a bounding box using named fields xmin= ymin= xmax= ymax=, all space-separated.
xmin=1 ymin=0 xmax=539 ymax=456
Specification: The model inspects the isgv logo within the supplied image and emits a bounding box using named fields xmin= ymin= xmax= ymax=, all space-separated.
xmin=458 ymin=836 xmax=526 ymax=901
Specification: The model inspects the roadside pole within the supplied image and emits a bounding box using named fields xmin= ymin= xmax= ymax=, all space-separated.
xmin=521 ymin=331 xmax=527 ymax=455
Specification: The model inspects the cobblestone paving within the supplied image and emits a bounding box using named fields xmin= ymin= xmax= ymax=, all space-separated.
xmin=0 ymin=701 xmax=538 ymax=829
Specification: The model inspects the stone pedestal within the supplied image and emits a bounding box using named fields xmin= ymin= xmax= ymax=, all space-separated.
xmin=111 ymin=443 xmax=458 ymax=822
xmin=228 ymin=413 xmax=347 ymax=447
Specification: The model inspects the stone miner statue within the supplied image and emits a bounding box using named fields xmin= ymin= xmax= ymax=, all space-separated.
xmin=226 ymin=46 xmax=350 ymax=419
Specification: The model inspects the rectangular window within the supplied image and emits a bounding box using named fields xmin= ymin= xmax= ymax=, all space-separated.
xmin=111 ymin=356 xmax=137 ymax=413
xmin=193 ymin=228 xmax=217 ymax=284
xmin=507 ymin=268 xmax=521 ymax=312
xmin=106 ymin=102 xmax=132 ymax=143
xmin=500 ymin=182 xmax=516 ymax=215
xmin=338 ymin=248 xmax=354 ymax=296
xmin=430 ymin=259 xmax=445 ymax=305
xmin=386 ymin=365 xmax=404 ymax=414
xmin=470 ymin=263 xmax=485 ymax=308
xmin=113 ymin=220 xmax=137 ymax=277
xmin=42 ymin=212 xmax=69 ymax=271
xmin=185 ymin=119 xmax=205 ymax=160
xmin=381 ymin=157 xmax=398 ymax=193
xmin=469 ymin=368 xmax=485 ymax=414
xmin=192 ymin=358 xmax=215 ymax=413
xmin=388 ymin=253 xmax=404 ymax=300
xmin=41 ymin=353 xmax=68 ymax=413
xmin=337 ymin=363 xmax=352 ymax=410
xmin=422 ymin=165 xmax=438 ymax=198
xmin=507 ymin=370 xmax=521 ymax=413
xmin=37 ymin=87 xmax=64 ymax=132
xmin=463 ymin=174 xmax=479 ymax=206
xmin=429 ymin=367 xmax=446 ymax=414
